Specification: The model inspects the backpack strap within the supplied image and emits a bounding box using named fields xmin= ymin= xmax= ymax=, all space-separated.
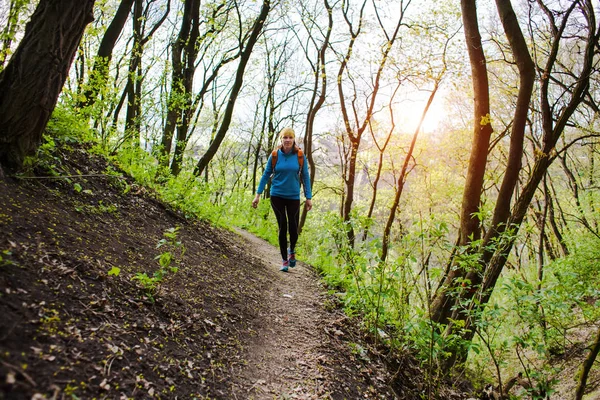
xmin=271 ymin=149 xmax=278 ymax=170
xmin=297 ymin=149 xmax=304 ymax=170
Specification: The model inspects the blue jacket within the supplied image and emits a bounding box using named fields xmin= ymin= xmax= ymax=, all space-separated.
xmin=257 ymin=149 xmax=312 ymax=200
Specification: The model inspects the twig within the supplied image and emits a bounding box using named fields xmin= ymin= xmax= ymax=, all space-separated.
xmin=13 ymin=173 xmax=119 ymax=180
xmin=0 ymin=321 xmax=18 ymax=341
xmin=1 ymin=360 xmax=37 ymax=387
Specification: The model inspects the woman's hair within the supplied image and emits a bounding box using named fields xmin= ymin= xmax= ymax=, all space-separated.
xmin=276 ymin=127 xmax=299 ymax=152
xmin=279 ymin=127 xmax=295 ymax=139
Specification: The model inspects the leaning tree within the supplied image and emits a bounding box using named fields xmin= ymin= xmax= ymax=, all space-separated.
xmin=0 ymin=0 xmax=96 ymax=172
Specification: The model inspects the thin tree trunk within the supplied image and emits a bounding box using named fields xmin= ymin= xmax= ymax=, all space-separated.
xmin=381 ymin=81 xmax=440 ymax=262
xmin=545 ymin=176 xmax=569 ymax=257
xmin=194 ymin=0 xmax=271 ymax=176
xmin=169 ymin=0 xmax=201 ymax=176
xmin=575 ymin=325 xmax=600 ymax=400
xmin=338 ymin=0 xmax=401 ymax=247
xmin=299 ymin=0 xmax=333 ymax=232
xmin=79 ymin=0 xmax=134 ymax=109
xmin=119 ymin=0 xmax=169 ymax=151
xmin=124 ymin=0 xmax=143 ymax=146
xmin=161 ymin=0 xmax=200 ymax=167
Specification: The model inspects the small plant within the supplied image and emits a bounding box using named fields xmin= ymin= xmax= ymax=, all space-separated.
xmin=132 ymin=227 xmax=185 ymax=301
xmin=0 ymin=249 xmax=14 ymax=267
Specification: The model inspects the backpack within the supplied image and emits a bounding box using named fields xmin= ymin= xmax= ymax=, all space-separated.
xmin=271 ymin=145 xmax=304 ymax=173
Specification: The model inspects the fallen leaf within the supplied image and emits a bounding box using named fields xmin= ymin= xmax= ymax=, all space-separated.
xmin=99 ymin=378 xmax=110 ymax=390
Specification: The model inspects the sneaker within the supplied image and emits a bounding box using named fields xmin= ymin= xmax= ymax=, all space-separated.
xmin=280 ymin=260 xmax=289 ymax=272
xmin=288 ymin=249 xmax=296 ymax=268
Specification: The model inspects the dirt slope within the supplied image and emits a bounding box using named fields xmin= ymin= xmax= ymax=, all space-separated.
xmin=0 ymin=143 xmax=402 ymax=399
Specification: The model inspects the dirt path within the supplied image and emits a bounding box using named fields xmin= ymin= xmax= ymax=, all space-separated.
xmin=231 ymin=229 xmax=396 ymax=400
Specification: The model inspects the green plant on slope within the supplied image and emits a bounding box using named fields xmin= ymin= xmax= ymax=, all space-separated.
xmin=132 ymin=227 xmax=185 ymax=301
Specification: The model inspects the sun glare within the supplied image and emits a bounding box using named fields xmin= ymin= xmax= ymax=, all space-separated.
xmin=395 ymin=97 xmax=444 ymax=135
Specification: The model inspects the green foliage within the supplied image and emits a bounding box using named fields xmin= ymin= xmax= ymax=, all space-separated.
xmin=74 ymin=200 xmax=117 ymax=214
xmin=45 ymin=105 xmax=96 ymax=143
xmin=132 ymin=227 xmax=185 ymax=301
xmin=21 ymin=106 xmax=97 ymax=176
xmin=0 ymin=0 xmax=32 ymax=68
xmin=0 ymin=249 xmax=15 ymax=267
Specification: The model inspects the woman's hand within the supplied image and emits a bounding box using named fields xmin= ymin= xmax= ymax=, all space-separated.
xmin=252 ymin=194 xmax=260 ymax=209
xmin=305 ymin=199 xmax=313 ymax=211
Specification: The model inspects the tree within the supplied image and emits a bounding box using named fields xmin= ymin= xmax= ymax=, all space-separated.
xmin=164 ymin=0 xmax=239 ymax=176
xmin=248 ymin=28 xmax=302 ymax=194
xmin=159 ymin=0 xmax=202 ymax=170
xmin=297 ymin=0 xmax=333 ymax=232
xmin=78 ymin=0 xmax=135 ymax=110
xmin=193 ymin=0 xmax=271 ymax=177
xmin=381 ymin=76 xmax=443 ymax=262
xmin=575 ymin=325 xmax=600 ymax=400
xmin=122 ymin=0 xmax=170 ymax=149
xmin=0 ymin=0 xmax=96 ymax=172
xmin=335 ymin=0 xmax=403 ymax=246
xmin=430 ymin=0 xmax=598 ymax=365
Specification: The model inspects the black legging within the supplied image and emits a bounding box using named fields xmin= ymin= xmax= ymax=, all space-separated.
xmin=270 ymin=196 xmax=300 ymax=261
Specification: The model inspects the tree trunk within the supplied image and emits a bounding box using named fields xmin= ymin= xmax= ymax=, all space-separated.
xmin=545 ymin=177 xmax=569 ymax=257
xmin=299 ymin=0 xmax=333 ymax=232
xmin=160 ymin=0 xmax=200 ymax=168
xmin=338 ymin=0 xmax=399 ymax=247
xmin=456 ymin=0 xmax=537 ymax=327
xmin=170 ymin=0 xmax=203 ymax=176
xmin=0 ymin=0 xmax=96 ymax=171
xmin=575 ymin=325 xmax=600 ymax=400
xmin=337 ymin=0 xmax=365 ymax=239
xmin=124 ymin=0 xmax=143 ymax=146
xmin=342 ymin=138 xmax=359 ymax=233
xmin=79 ymin=0 xmax=134 ymax=109
xmin=430 ymin=0 xmax=493 ymax=325
xmin=171 ymin=3 xmax=234 ymax=176
xmin=194 ymin=0 xmax=271 ymax=176
xmin=381 ymin=81 xmax=440 ymax=262
xmin=474 ymin=0 xmax=595 ymax=317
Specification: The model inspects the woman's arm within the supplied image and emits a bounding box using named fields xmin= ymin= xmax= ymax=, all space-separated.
xmin=252 ymin=154 xmax=274 ymax=208
xmin=301 ymin=154 xmax=312 ymax=200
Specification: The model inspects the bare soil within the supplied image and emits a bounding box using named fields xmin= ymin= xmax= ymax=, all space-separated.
xmin=0 ymin=143 xmax=424 ymax=399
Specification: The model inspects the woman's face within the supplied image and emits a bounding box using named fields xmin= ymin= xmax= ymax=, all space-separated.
xmin=281 ymin=134 xmax=294 ymax=151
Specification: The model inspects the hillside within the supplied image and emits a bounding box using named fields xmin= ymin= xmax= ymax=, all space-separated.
xmin=0 ymin=143 xmax=447 ymax=399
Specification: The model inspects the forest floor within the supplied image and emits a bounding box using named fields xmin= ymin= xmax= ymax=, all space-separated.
xmin=0 ymin=143 xmax=470 ymax=399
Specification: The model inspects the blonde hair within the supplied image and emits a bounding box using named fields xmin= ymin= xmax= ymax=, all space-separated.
xmin=279 ymin=127 xmax=295 ymax=138
xmin=276 ymin=127 xmax=300 ymax=152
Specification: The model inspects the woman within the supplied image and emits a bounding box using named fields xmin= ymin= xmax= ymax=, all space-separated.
xmin=252 ymin=127 xmax=313 ymax=272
